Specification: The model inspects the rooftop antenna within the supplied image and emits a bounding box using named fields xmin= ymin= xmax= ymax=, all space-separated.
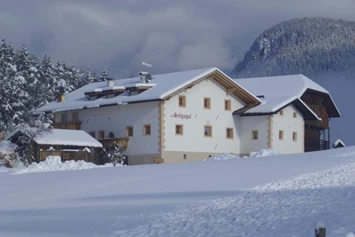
xmin=142 ymin=62 xmax=152 ymax=68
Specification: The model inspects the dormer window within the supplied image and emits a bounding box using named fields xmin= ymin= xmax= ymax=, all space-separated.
xmin=130 ymin=91 xmax=139 ymax=96
xmin=107 ymin=94 xmax=115 ymax=99
xmin=85 ymin=87 xmax=125 ymax=101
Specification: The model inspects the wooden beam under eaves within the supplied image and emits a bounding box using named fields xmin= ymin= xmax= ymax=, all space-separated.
xmin=226 ymin=88 xmax=237 ymax=94
xmin=186 ymin=84 xmax=194 ymax=89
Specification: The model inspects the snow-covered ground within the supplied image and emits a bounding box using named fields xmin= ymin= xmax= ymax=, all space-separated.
xmin=1 ymin=147 xmax=355 ymax=237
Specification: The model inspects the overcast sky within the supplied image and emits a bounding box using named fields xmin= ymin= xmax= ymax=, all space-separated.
xmin=1 ymin=0 xmax=355 ymax=77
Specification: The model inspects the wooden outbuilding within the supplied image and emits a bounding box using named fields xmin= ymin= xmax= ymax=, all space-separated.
xmin=333 ymin=139 xmax=345 ymax=149
xmin=7 ymin=129 xmax=103 ymax=163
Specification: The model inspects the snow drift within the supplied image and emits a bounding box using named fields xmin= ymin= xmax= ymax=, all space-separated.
xmin=0 ymin=140 xmax=17 ymax=155
xmin=0 ymin=140 xmax=17 ymax=167
xmin=205 ymin=149 xmax=281 ymax=161
xmin=12 ymin=156 xmax=115 ymax=174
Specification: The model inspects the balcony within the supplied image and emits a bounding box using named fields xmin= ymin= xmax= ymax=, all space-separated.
xmin=52 ymin=121 xmax=82 ymax=130
xmin=98 ymin=137 xmax=129 ymax=149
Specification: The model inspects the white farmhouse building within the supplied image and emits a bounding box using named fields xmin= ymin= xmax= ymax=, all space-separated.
xmin=37 ymin=68 xmax=340 ymax=165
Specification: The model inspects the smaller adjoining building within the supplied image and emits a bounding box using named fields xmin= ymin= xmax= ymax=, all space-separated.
xmin=7 ymin=129 xmax=103 ymax=163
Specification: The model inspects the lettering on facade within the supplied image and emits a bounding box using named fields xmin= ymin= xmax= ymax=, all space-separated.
xmin=170 ymin=113 xmax=192 ymax=120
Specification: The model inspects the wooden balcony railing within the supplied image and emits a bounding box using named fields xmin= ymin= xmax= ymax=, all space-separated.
xmin=98 ymin=137 xmax=129 ymax=149
xmin=52 ymin=121 xmax=82 ymax=130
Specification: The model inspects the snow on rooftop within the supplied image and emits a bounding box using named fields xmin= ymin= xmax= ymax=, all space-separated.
xmin=37 ymin=68 xmax=216 ymax=113
xmin=33 ymin=129 xmax=102 ymax=148
xmin=334 ymin=139 xmax=345 ymax=147
xmin=236 ymin=74 xmax=328 ymax=97
xmin=36 ymin=67 xmax=257 ymax=113
xmin=125 ymin=83 xmax=156 ymax=88
xmin=234 ymin=74 xmax=338 ymax=115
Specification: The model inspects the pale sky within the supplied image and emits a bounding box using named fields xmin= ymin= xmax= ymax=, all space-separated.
xmin=1 ymin=0 xmax=355 ymax=77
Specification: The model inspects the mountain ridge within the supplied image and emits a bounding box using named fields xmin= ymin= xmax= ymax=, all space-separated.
xmin=232 ymin=17 xmax=355 ymax=78
xmin=231 ymin=17 xmax=355 ymax=145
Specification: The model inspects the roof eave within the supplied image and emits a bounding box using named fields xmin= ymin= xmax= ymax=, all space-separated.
xmin=38 ymin=99 xmax=163 ymax=114
xmin=238 ymin=98 xmax=321 ymax=121
xmin=161 ymin=68 xmax=261 ymax=106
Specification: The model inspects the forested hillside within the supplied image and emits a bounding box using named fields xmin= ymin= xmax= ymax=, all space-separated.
xmin=232 ymin=17 xmax=355 ymax=78
xmin=232 ymin=17 xmax=355 ymax=145
xmin=0 ymin=39 xmax=106 ymax=133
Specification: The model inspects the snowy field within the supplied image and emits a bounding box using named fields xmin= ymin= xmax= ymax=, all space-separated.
xmin=2 ymin=147 xmax=355 ymax=237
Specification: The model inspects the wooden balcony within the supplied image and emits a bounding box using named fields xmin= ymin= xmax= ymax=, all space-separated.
xmin=53 ymin=121 xmax=82 ymax=130
xmin=98 ymin=137 xmax=129 ymax=149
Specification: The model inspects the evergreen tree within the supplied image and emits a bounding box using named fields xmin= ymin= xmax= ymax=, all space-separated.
xmin=0 ymin=38 xmax=107 ymax=134
xmin=100 ymin=67 xmax=108 ymax=81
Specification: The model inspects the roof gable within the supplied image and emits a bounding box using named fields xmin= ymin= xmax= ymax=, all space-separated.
xmin=235 ymin=98 xmax=321 ymax=121
xmin=234 ymin=74 xmax=340 ymax=118
xmin=161 ymin=68 xmax=261 ymax=105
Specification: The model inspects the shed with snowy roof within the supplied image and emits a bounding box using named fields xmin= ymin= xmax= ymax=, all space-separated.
xmin=7 ymin=129 xmax=102 ymax=163
xmin=333 ymin=139 xmax=345 ymax=149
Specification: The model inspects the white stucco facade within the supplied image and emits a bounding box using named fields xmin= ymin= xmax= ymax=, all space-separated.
xmin=270 ymin=105 xmax=304 ymax=154
xmin=39 ymin=67 xmax=339 ymax=165
xmin=239 ymin=115 xmax=269 ymax=155
xmin=53 ymin=99 xmax=305 ymax=164
xmin=238 ymin=105 xmax=305 ymax=155
xmin=54 ymin=101 xmax=160 ymax=159
xmin=163 ymin=78 xmax=245 ymax=162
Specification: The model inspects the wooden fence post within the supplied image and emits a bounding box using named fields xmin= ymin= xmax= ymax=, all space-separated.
xmin=315 ymin=227 xmax=326 ymax=237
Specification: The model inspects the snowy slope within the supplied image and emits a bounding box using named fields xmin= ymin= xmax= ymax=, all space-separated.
xmin=1 ymin=147 xmax=355 ymax=236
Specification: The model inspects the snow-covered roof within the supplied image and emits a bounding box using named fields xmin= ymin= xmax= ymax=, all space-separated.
xmin=333 ymin=139 xmax=345 ymax=147
xmin=234 ymin=74 xmax=340 ymax=117
xmin=37 ymin=67 xmax=260 ymax=113
xmin=33 ymin=129 xmax=102 ymax=148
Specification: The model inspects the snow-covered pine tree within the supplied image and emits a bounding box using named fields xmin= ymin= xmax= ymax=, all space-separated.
xmin=40 ymin=55 xmax=57 ymax=104
xmin=100 ymin=67 xmax=108 ymax=81
xmin=0 ymin=40 xmax=25 ymax=130
xmin=84 ymin=67 xmax=97 ymax=84
xmin=0 ymin=38 xmax=109 ymax=134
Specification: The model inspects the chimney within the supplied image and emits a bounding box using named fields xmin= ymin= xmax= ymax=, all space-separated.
xmin=57 ymin=87 xmax=65 ymax=102
xmin=58 ymin=93 xmax=65 ymax=102
xmin=106 ymin=78 xmax=114 ymax=87
xmin=138 ymin=71 xmax=152 ymax=83
xmin=139 ymin=72 xmax=146 ymax=83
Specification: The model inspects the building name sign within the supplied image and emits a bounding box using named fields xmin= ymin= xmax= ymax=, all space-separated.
xmin=170 ymin=112 xmax=192 ymax=120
